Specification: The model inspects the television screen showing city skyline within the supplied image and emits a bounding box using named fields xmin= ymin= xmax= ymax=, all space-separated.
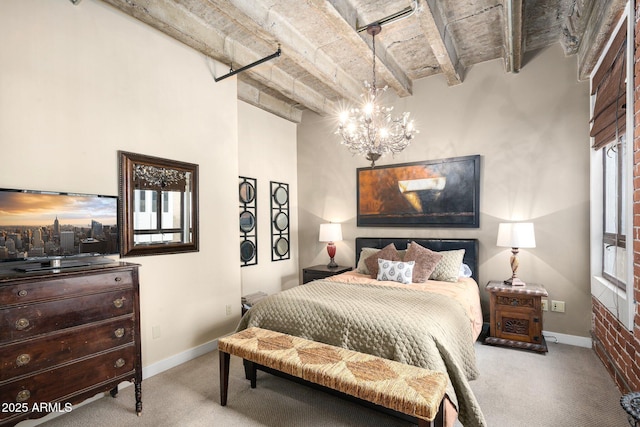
xmin=0 ymin=190 xmax=117 ymax=227
xmin=0 ymin=189 xmax=119 ymax=261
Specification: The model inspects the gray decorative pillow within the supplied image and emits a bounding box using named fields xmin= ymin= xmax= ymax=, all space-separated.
xmin=365 ymin=243 xmax=400 ymax=278
xmin=377 ymin=259 xmax=415 ymax=285
xmin=429 ymin=249 xmax=465 ymax=282
xmin=403 ymin=241 xmax=443 ymax=283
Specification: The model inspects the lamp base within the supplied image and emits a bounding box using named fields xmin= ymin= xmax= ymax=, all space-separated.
xmin=327 ymin=258 xmax=338 ymax=268
xmin=504 ymin=277 xmax=526 ymax=286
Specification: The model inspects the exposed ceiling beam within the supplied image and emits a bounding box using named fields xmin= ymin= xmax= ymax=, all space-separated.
xmin=576 ymin=0 xmax=626 ymax=80
xmin=560 ymin=0 xmax=594 ymax=56
xmin=324 ymin=0 xmax=412 ymax=97
xmin=101 ymin=0 xmax=336 ymax=116
xmin=504 ymin=0 xmax=524 ymax=73
xmin=419 ymin=0 xmax=464 ymax=85
xmin=238 ymin=78 xmax=303 ymax=123
xmin=206 ymin=0 xmax=363 ymax=104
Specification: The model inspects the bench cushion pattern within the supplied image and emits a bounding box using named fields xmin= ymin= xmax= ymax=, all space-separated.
xmin=219 ymin=327 xmax=447 ymax=421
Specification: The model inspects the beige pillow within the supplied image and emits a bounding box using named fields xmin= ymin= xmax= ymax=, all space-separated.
xmin=356 ymin=247 xmax=381 ymax=274
xmin=429 ymin=249 xmax=465 ymax=282
xmin=364 ymin=243 xmax=400 ymax=278
xmin=403 ymin=241 xmax=443 ymax=283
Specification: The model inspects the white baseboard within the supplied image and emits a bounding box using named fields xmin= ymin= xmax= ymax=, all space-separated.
xmin=142 ymin=338 xmax=219 ymax=380
xmin=543 ymin=330 xmax=592 ymax=348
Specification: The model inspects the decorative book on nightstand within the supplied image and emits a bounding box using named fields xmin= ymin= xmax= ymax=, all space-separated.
xmin=302 ymin=265 xmax=352 ymax=284
xmin=485 ymin=280 xmax=548 ymax=353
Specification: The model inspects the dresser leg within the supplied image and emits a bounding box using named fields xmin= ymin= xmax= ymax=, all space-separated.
xmin=220 ymin=351 xmax=230 ymax=406
xmin=109 ymin=386 xmax=118 ymax=398
xmin=135 ymin=381 xmax=142 ymax=415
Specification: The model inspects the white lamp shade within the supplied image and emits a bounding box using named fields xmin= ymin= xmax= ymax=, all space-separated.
xmin=319 ymin=223 xmax=342 ymax=242
xmin=496 ymin=222 xmax=536 ymax=248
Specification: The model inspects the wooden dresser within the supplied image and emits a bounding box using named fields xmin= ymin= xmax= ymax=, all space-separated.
xmin=0 ymin=262 xmax=142 ymax=425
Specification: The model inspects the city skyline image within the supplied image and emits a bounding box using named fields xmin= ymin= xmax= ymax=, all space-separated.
xmin=0 ymin=190 xmax=117 ymax=227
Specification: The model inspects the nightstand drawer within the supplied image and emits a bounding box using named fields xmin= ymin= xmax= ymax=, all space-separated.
xmin=495 ymin=293 xmax=537 ymax=310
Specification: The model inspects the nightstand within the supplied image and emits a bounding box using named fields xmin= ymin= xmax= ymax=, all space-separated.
xmin=302 ymin=265 xmax=352 ymax=284
xmin=485 ymin=280 xmax=548 ymax=353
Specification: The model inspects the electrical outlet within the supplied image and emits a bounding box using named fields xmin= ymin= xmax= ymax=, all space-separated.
xmin=152 ymin=325 xmax=161 ymax=339
xmin=541 ymin=299 xmax=548 ymax=311
xmin=225 ymin=304 xmax=232 ymax=316
xmin=551 ymin=300 xmax=565 ymax=313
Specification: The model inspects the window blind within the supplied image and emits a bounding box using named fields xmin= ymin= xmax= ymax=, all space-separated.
xmin=590 ymin=18 xmax=627 ymax=150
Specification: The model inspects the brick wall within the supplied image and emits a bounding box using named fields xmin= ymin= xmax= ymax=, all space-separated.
xmin=591 ymin=3 xmax=640 ymax=394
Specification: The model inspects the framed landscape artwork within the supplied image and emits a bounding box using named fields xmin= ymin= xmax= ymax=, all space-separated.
xmin=357 ymin=155 xmax=480 ymax=228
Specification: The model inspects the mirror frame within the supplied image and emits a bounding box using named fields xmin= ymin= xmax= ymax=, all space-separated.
xmin=119 ymin=151 xmax=199 ymax=257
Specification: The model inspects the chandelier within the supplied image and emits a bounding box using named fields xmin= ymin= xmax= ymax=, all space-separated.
xmin=336 ymin=24 xmax=417 ymax=167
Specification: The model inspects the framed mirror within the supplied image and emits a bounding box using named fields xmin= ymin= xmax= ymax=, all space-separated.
xmin=119 ymin=151 xmax=199 ymax=257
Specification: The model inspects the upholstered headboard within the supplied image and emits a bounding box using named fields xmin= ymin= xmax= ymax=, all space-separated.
xmin=355 ymin=237 xmax=479 ymax=284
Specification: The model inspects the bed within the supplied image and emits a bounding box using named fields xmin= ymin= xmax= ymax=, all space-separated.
xmin=236 ymin=237 xmax=486 ymax=427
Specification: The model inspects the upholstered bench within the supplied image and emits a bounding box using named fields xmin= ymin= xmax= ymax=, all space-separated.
xmin=218 ymin=327 xmax=447 ymax=427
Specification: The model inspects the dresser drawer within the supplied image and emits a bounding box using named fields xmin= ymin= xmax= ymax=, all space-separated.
xmin=0 ymin=289 xmax=134 ymax=343
xmin=0 ymin=317 xmax=134 ymax=382
xmin=0 ymin=345 xmax=135 ymax=422
xmin=0 ymin=270 xmax=134 ymax=306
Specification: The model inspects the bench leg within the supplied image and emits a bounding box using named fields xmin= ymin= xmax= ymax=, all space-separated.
xmin=219 ymin=351 xmax=230 ymax=406
xmin=417 ymin=398 xmax=445 ymax=427
xmin=246 ymin=360 xmax=257 ymax=388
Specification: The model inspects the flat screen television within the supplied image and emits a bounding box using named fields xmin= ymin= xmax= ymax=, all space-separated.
xmin=0 ymin=188 xmax=119 ymax=271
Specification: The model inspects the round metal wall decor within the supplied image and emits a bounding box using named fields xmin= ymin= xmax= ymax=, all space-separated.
xmin=239 ymin=176 xmax=258 ymax=266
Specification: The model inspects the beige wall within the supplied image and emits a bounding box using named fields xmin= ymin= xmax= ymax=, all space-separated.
xmin=0 ymin=0 xmax=242 ymax=367
xmin=297 ymin=44 xmax=591 ymax=338
xmin=238 ymin=101 xmax=299 ymax=296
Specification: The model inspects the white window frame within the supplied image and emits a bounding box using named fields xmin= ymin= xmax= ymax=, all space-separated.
xmin=590 ymin=3 xmax=635 ymax=330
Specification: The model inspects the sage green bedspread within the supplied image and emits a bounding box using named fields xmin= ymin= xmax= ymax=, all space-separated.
xmin=236 ymin=279 xmax=487 ymax=427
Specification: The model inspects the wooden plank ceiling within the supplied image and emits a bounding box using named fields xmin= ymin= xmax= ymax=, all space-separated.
xmin=97 ymin=0 xmax=626 ymax=123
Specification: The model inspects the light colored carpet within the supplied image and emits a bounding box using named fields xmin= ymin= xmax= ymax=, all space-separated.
xmin=27 ymin=341 xmax=629 ymax=427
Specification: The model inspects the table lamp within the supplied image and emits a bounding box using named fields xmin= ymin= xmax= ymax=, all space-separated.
xmin=496 ymin=222 xmax=536 ymax=286
xmin=319 ymin=223 xmax=342 ymax=268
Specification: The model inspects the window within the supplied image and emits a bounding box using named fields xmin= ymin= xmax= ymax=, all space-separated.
xmin=602 ymin=135 xmax=627 ymax=290
xmin=589 ymin=7 xmax=634 ymax=330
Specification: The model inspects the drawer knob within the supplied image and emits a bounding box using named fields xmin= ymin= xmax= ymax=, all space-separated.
xmin=16 ymin=390 xmax=31 ymax=402
xmin=114 ymin=358 xmax=126 ymax=368
xmin=15 ymin=318 xmax=30 ymax=330
xmin=16 ymin=354 xmax=31 ymax=367
xmin=115 ymin=276 xmax=122 ymax=282
xmin=114 ymin=328 xmax=125 ymax=338
xmin=17 ymin=290 xmax=28 ymax=297
xmin=113 ymin=298 xmax=126 ymax=309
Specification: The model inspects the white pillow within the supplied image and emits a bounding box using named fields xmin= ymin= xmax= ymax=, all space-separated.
xmin=377 ymin=259 xmax=415 ymax=285
xmin=459 ymin=263 xmax=473 ymax=278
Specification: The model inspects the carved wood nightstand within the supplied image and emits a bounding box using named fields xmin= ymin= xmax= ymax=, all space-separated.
xmin=485 ymin=280 xmax=548 ymax=353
